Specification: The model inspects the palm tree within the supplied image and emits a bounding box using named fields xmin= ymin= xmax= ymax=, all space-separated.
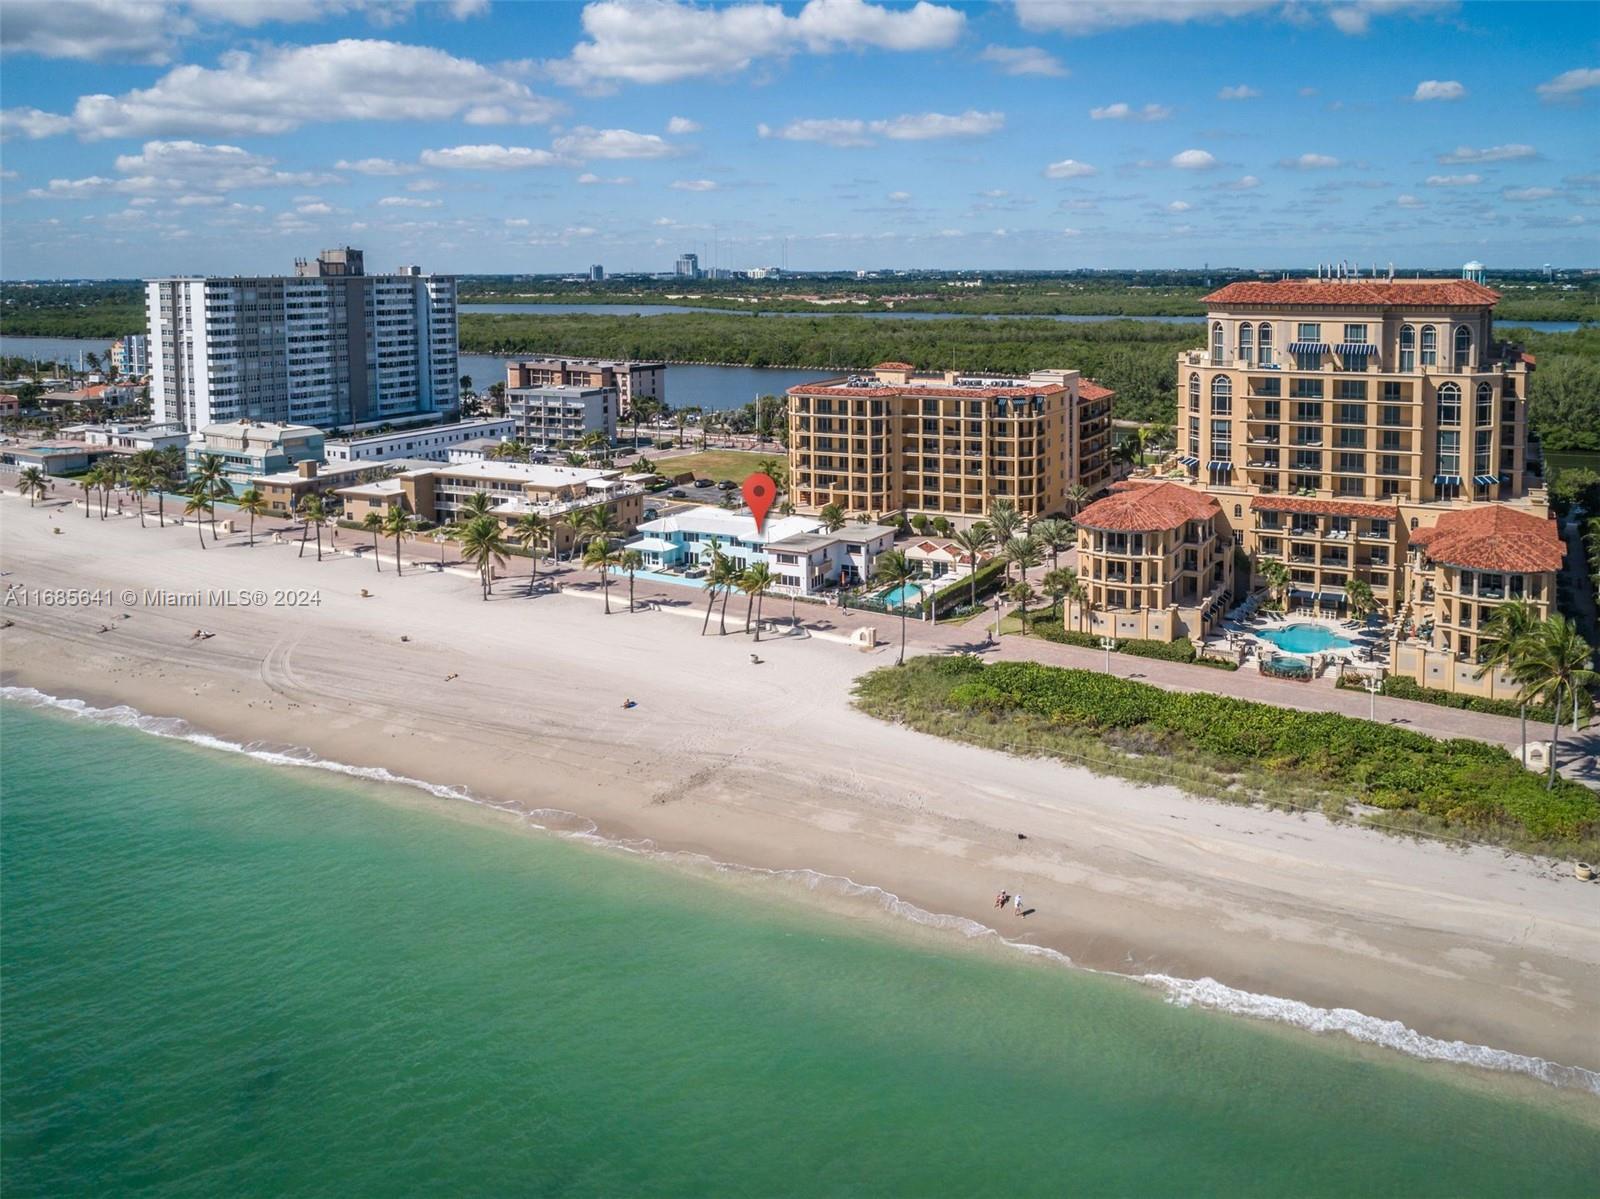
xmin=459 ymin=490 xmax=496 ymax=521
xmin=1041 ymin=567 xmax=1076 ymax=622
xmin=1001 ymin=534 xmax=1041 ymax=589
xmin=1475 ymin=599 xmax=1539 ymax=764
xmin=127 ymin=468 xmax=154 ymax=527
xmin=743 ymin=561 xmax=775 ymax=640
xmin=1113 ymin=436 xmax=1142 ymax=471
xmin=1512 ymin=615 xmax=1598 ymax=789
xmin=382 ymin=506 xmax=416 ymax=575
xmin=620 ymin=548 xmax=644 ymax=613
xmin=699 ymin=539 xmax=725 ymax=634
xmin=183 ymin=486 xmax=212 ymax=549
xmin=1009 ymin=581 xmax=1037 ymax=633
xmin=1032 ymin=517 xmax=1073 ymax=572
xmin=873 ymin=549 xmax=918 ymax=666
xmin=1065 ymin=482 xmax=1091 ymax=519
xmin=1345 ymin=576 xmax=1377 ymax=624
xmin=18 ymin=465 xmax=48 ymax=507
xmin=952 ymin=523 xmax=995 ymax=609
xmin=582 ymin=537 xmax=621 ymax=614
xmin=236 ymin=486 xmax=268 ymax=547
xmin=987 ymin=498 xmax=1022 ymax=546
xmin=573 ymin=504 xmax=619 ymax=560
xmin=755 ymin=456 xmax=788 ymax=490
xmin=298 ymin=494 xmax=329 ymax=561
xmin=513 ymin=512 xmax=549 ymax=594
xmin=818 ymin=503 xmax=846 ymax=533
xmin=1258 ymin=557 xmax=1291 ymax=608
xmin=193 ymin=453 xmax=230 ymax=540
xmin=78 ymin=470 xmax=95 ymax=519
xmin=459 ymin=514 xmax=510 ymax=599
xmin=361 ymin=510 xmax=385 ymax=569
xmin=1068 ymin=576 xmax=1090 ymax=632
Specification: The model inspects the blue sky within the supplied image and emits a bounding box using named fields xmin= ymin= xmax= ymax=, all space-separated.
xmin=1 ymin=0 xmax=1596 ymax=277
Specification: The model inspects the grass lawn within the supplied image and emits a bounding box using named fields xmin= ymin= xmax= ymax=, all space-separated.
xmin=652 ymin=449 xmax=777 ymax=483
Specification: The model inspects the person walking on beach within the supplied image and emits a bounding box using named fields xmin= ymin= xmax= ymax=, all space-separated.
xmin=995 ymin=890 xmax=1007 ymax=910
xmin=1013 ymin=893 xmax=1024 ymax=917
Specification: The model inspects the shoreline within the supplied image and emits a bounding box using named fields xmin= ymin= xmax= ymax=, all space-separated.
xmin=3 ymin=495 xmax=1599 ymax=1086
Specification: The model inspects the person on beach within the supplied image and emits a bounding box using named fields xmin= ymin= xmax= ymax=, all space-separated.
xmin=1013 ymin=893 xmax=1024 ymax=916
xmin=995 ymin=891 xmax=1007 ymax=909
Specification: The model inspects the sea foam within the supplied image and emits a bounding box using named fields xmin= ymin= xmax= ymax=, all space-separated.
xmin=6 ymin=683 xmax=1596 ymax=1097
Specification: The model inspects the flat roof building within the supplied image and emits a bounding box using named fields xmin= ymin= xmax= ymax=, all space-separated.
xmin=324 ymin=418 xmax=516 ymax=465
xmin=506 ymin=384 xmax=617 ymax=449
xmin=188 ymin=420 xmax=324 ymax=484
xmin=506 ymin=357 xmax=664 ymax=415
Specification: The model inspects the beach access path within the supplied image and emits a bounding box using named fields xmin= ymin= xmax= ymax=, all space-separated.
xmin=3 ymin=494 xmax=1598 ymax=1076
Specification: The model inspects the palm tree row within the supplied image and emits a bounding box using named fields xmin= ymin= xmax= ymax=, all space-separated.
xmin=1474 ymin=602 xmax=1598 ymax=788
xmin=696 ymin=540 xmax=776 ymax=639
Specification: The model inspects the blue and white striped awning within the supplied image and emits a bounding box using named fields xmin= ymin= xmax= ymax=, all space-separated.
xmin=1433 ymin=474 xmax=1462 ymax=486
xmin=1288 ymin=342 xmax=1328 ymax=354
xmin=1179 ymin=455 xmax=1199 ymax=468
xmin=1473 ymin=473 xmax=1499 ymax=486
xmin=1338 ymin=342 xmax=1376 ymax=357
xmin=1207 ymin=461 xmax=1233 ymax=475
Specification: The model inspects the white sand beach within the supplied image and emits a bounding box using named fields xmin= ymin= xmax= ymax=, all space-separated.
xmin=3 ymin=494 xmax=1597 ymax=1077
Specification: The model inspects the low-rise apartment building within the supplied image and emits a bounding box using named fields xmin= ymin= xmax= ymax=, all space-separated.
xmin=336 ymin=460 xmax=642 ymax=553
xmin=506 ymin=384 xmax=617 ymax=449
xmin=1068 ymin=482 xmax=1233 ymax=642
xmin=187 ymin=420 xmax=324 ymax=484
xmin=59 ymin=421 xmax=189 ymax=454
xmin=786 ymin=362 xmax=1114 ymax=525
xmin=324 ymin=418 xmax=516 ymax=465
xmin=507 ymin=357 xmax=665 ymax=414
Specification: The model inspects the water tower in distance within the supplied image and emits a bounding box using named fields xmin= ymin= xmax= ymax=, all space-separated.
xmin=1462 ymin=260 xmax=1485 ymax=283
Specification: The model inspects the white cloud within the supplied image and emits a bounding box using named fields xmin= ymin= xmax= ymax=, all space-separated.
xmin=1281 ymin=153 xmax=1340 ymax=169
xmin=1437 ymin=143 xmax=1537 ymax=164
xmin=979 ymin=44 xmax=1066 ymax=76
xmin=552 ymin=126 xmax=677 ymax=159
xmin=1425 ymin=173 xmax=1481 ymax=186
xmin=297 ymin=201 xmax=335 ymax=215
xmin=21 ymin=39 xmax=564 ymax=141
xmin=666 ymin=115 xmax=701 ymax=133
xmin=576 ymin=172 xmax=635 ymax=185
xmin=758 ymin=109 xmax=1001 ymax=146
xmin=1502 ymin=186 xmax=1556 ymax=202
xmin=546 ymin=0 xmax=964 ymax=86
xmin=0 ymin=107 xmax=75 ymax=140
xmin=1089 ymin=102 xmax=1171 ymax=121
xmin=0 ymin=0 xmax=178 ymax=65
xmin=1166 ymin=200 xmax=1192 ymax=212
xmin=1222 ymin=174 xmax=1260 ymax=190
xmin=1170 ymin=148 xmax=1218 ymax=170
xmin=405 ymin=178 xmax=441 ymax=192
xmin=1412 ymin=79 xmax=1465 ymax=101
xmin=887 ymin=190 xmax=912 ymax=202
xmin=1014 ymin=0 xmax=1447 ymax=37
xmin=505 ymin=217 xmax=530 ymax=226
xmin=1298 ymin=86 xmax=1318 ymax=97
xmin=1217 ymin=84 xmax=1259 ymax=100
xmin=1536 ymin=67 xmax=1600 ymax=101
xmin=670 ymin=178 xmax=718 ymax=191
xmin=1061 ymin=227 xmax=1082 ymax=237
xmin=420 ymin=144 xmax=559 ymax=170
xmin=378 ymin=195 xmax=442 ymax=208
xmin=23 ymin=139 xmax=335 ymax=201
xmin=1396 ymin=193 xmax=1424 ymax=208
xmin=335 ymin=157 xmax=419 ymax=176
xmin=1043 ymin=158 xmax=1097 ymax=179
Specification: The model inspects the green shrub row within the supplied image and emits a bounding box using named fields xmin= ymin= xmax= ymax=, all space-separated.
xmin=858 ymin=656 xmax=1599 ymax=845
xmin=1020 ymin=618 xmax=1214 ymax=665
xmin=1339 ymin=673 xmax=1558 ymax=722
xmin=930 ymin=559 xmax=1006 ymax=616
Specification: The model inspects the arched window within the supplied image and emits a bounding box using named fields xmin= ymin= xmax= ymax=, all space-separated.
xmin=1188 ymin=372 xmax=1200 ymax=411
xmin=1453 ymin=325 xmax=1472 ymax=370
xmin=1410 ymin=517 xmax=1419 ymax=530
xmin=1436 ymin=382 xmax=1461 ymax=425
xmin=1211 ymin=374 xmax=1233 ymax=413
xmin=1475 ymin=382 xmax=1493 ymax=425
xmin=1257 ymin=323 xmax=1273 ymax=366
xmin=1399 ymin=324 xmax=1415 ymax=371
xmin=1421 ymin=325 xmax=1437 ymax=367
xmin=1237 ymin=322 xmax=1253 ymax=365
xmin=1234 ymin=504 xmax=1243 ymax=518
xmin=1211 ymin=322 xmax=1225 ymax=362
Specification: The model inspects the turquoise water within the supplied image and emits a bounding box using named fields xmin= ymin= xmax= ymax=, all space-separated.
xmin=1258 ymin=622 xmax=1356 ymax=655
xmin=879 ymin=582 xmax=927 ymax=608
xmin=3 ymin=699 xmax=1596 ymax=1196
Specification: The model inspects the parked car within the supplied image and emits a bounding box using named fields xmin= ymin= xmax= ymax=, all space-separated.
xmin=667 ymin=488 xmax=687 ymax=498
xmin=716 ymin=479 xmax=737 ymax=491
xmin=693 ymin=478 xmax=714 ymax=488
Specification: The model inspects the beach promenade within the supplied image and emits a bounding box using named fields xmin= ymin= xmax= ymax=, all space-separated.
xmin=3 ymin=493 xmax=1598 ymax=1076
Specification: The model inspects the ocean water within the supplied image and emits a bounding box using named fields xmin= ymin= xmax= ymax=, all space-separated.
xmin=2 ymin=699 xmax=1596 ymax=1197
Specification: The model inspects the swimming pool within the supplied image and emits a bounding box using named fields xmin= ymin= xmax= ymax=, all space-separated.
xmin=1257 ymin=623 xmax=1355 ymax=655
xmin=879 ymin=582 xmax=927 ymax=609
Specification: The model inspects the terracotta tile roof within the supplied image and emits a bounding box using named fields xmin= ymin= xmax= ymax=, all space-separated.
xmin=788 ymin=380 xmax=1066 ymax=399
xmin=1079 ymin=380 xmax=1114 ymax=401
xmin=873 ymin=361 xmax=916 ymax=370
xmin=1076 ymin=481 xmax=1218 ymax=532
xmin=1203 ymin=279 xmax=1499 ymax=308
xmin=1408 ymin=505 xmax=1564 ymax=572
xmin=1250 ymin=495 xmax=1399 ymax=520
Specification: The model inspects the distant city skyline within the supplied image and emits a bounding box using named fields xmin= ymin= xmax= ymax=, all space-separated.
xmin=1 ymin=0 xmax=1596 ymax=277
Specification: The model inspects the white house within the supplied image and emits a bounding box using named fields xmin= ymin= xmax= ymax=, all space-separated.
xmin=324 ymin=418 xmax=516 ymax=464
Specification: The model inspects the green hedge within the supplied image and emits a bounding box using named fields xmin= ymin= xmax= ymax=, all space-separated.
xmin=931 ymin=559 xmax=1006 ymax=617
xmin=857 ymin=656 xmax=1599 ymax=845
xmin=1340 ymin=673 xmax=1559 ymax=722
xmin=1023 ymin=619 xmax=1202 ymax=664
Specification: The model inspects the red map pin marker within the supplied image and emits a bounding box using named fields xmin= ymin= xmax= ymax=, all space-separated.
xmin=742 ymin=472 xmax=777 ymax=532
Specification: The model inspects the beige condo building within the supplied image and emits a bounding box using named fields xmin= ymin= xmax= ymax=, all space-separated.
xmin=786 ymin=362 xmax=1113 ymax=524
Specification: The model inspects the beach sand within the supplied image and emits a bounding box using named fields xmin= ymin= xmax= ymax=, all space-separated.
xmin=3 ymin=495 xmax=1597 ymax=1078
